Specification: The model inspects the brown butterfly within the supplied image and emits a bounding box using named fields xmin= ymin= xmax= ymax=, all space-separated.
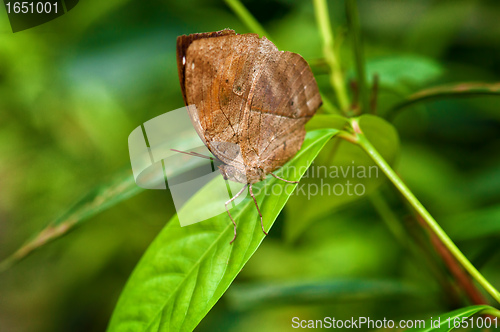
xmin=176 ymin=29 xmax=322 ymax=243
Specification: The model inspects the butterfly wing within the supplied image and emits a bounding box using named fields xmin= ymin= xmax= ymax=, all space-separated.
xmin=180 ymin=32 xmax=269 ymax=166
xmin=243 ymin=50 xmax=321 ymax=173
xmin=178 ymin=31 xmax=321 ymax=178
xmin=177 ymin=29 xmax=236 ymax=106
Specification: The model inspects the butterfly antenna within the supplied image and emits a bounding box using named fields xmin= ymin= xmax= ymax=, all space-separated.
xmin=225 ymin=183 xmax=248 ymax=244
xmin=249 ymin=184 xmax=267 ymax=236
xmin=270 ymin=172 xmax=299 ymax=184
xmin=170 ymin=149 xmax=213 ymax=160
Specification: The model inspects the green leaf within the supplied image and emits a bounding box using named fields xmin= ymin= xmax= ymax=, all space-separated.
xmin=387 ymin=82 xmax=500 ymax=119
xmin=106 ymin=129 xmax=338 ymax=332
xmin=360 ymin=55 xmax=443 ymax=117
xmin=285 ymin=114 xmax=399 ymax=243
xmin=226 ymin=279 xmax=425 ymax=311
xmin=365 ymin=55 xmax=443 ymax=92
xmin=305 ymin=114 xmax=348 ymax=131
xmin=408 ymin=305 xmax=495 ymax=331
xmin=0 ymin=170 xmax=142 ymax=271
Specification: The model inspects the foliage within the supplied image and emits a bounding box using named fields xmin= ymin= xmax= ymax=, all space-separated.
xmin=107 ymin=130 xmax=337 ymax=331
xmin=1 ymin=0 xmax=500 ymax=332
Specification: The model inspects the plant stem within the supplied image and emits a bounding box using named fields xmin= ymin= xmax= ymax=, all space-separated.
xmin=313 ymin=0 xmax=350 ymax=113
xmin=354 ymin=125 xmax=500 ymax=304
xmin=345 ymin=0 xmax=369 ymax=113
xmin=224 ymin=0 xmax=269 ymax=38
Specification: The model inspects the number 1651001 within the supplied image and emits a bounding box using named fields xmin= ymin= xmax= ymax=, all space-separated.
xmin=447 ymin=316 xmax=497 ymax=329
xmin=5 ymin=2 xmax=58 ymax=14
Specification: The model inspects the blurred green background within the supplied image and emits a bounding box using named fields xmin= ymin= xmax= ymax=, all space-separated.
xmin=1 ymin=0 xmax=500 ymax=331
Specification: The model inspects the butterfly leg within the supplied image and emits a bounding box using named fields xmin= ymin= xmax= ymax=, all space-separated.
xmin=270 ymin=172 xmax=299 ymax=184
xmin=249 ymin=184 xmax=267 ymax=236
xmin=225 ymin=183 xmax=248 ymax=244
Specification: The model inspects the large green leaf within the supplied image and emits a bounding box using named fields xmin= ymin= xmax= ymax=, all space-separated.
xmin=285 ymin=114 xmax=399 ymax=242
xmin=106 ymin=129 xmax=338 ymax=332
xmin=408 ymin=305 xmax=496 ymax=331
